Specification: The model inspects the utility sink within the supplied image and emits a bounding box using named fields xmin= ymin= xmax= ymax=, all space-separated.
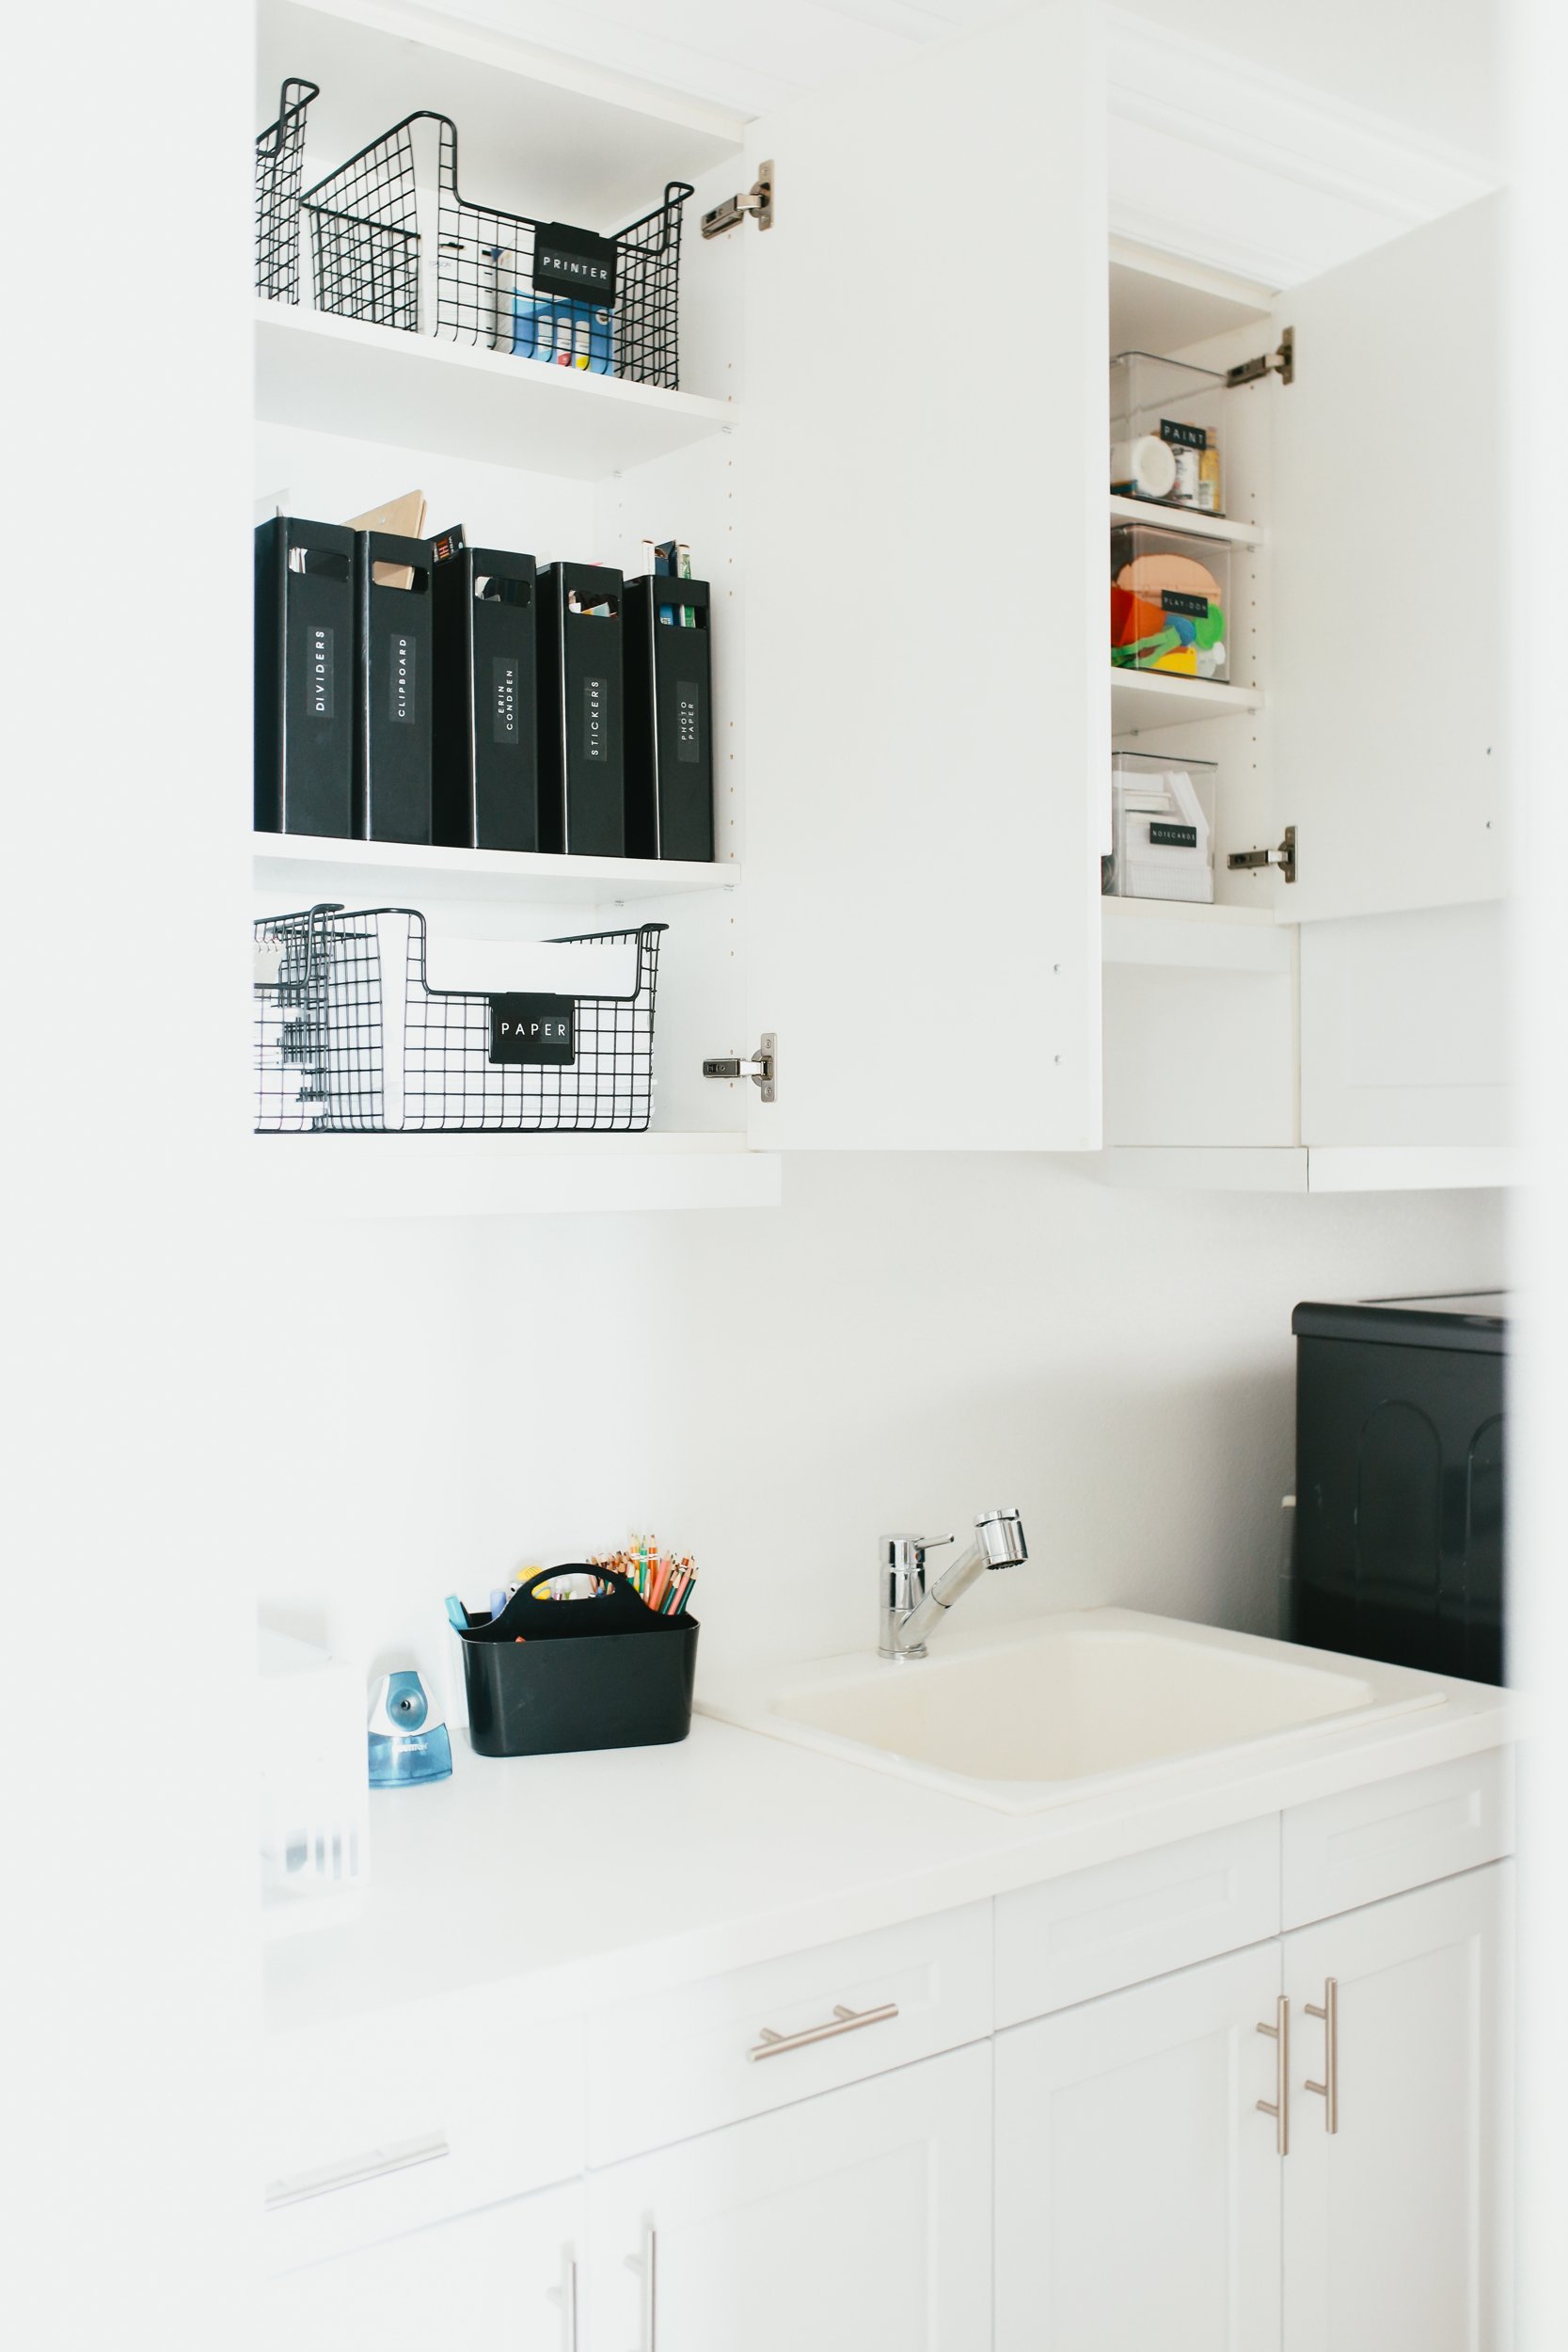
xmin=699 ymin=1610 xmax=1449 ymax=1814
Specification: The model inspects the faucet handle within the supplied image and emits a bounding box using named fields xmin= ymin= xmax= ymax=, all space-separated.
xmin=881 ymin=1532 xmax=952 ymax=1611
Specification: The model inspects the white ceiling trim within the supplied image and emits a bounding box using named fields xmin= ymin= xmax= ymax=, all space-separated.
xmin=1104 ymin=6 xmax=1502 ymax=287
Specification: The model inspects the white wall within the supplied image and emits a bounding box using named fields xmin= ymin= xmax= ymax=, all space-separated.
xmin=260 ymin=1160 xmax=1503 ymax=1693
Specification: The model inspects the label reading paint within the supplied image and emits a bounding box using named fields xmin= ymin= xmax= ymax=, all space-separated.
xmin=1148 ymin=820 xmax=1199 ymax=848
xmin=488 ymin=993 xmax=576 ymax=1065
xmin=582 ymin=675 xmax=609 ymax=763
xmin=306 ymin=624 xmax=334 ymax=720
xmin=388 ymin=633 xmax=416 ymax=724
xmin=1159 ymin=418 xmax=1208 ymax=450
xmin=675 ymin=683 xmax=700 ymax=765
xmin=1162 ymin=590 xmax=1211 ymax=619
xmin=492 ymin=656 xmax=519 ymax=746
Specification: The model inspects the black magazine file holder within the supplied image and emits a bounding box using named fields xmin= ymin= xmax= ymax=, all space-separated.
xmin=458 ymin=1565 xmax=699 ymax=1757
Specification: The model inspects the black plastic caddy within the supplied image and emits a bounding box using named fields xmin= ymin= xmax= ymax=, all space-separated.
xmin=458 ymin=1566 xmax=699 ymax=1758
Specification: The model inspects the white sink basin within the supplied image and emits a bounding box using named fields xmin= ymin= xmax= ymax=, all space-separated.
xmin=699 ymin=1610 xmax=1448 ymax=1814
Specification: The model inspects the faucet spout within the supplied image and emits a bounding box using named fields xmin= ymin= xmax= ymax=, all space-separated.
xmin=879 ymin=1509 xmax=1028 ymax=1660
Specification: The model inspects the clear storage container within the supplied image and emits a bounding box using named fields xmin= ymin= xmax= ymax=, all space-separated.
xmin=1103 ymin=751 xmax=1217 ymax=904
xmin=1111 ymin=520 xmax=1230 ymax=684
xmin=1109 ymin=350 xmax=1226 ymax=515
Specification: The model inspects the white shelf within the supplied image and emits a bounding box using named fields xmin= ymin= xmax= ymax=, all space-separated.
xmin=256 ymin=302 xmax=737 ymax=479
xmin=253 ymin=833 xmax=739 ymax=909
xmin=1109 ymin=494 xmax=1262 ymax=548
xmin=252 ymin=1131 xmax=781 ymax=1219
xmin=1084 ymin=1146 xmax=1515 ymax=1194
xmin=1102 ymin=895 xmax=1289 ymax=973
xmin=1112 ymin=667 xmax=1263 ymax=733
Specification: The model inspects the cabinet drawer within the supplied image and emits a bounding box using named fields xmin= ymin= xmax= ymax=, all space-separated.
xmin=995 ymin=1818 xmax=1280 ymax=2026
xmin=587 ymin=1901 xmax=992 ymax=2166
xmin=1282 ymin=1748 xmax=1514 ymax=1930
xmin=261 ymin=1994 xmax=585 ymax=2274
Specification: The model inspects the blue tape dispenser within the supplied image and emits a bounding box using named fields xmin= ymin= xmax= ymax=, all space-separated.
xmin=367 ymin=1668 xmax=452 ymax=1788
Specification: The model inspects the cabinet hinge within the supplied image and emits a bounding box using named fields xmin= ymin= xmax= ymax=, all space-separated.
xmin=703 ymin=1033 xmax=777 ymax=1103
xmin=1225 ymin=326 xmax=1293 ymax=389
xmin=701 ymin=161 xmax=775 ymax=240
xmin=1227 ymin=825 xmax=1297 ymax=885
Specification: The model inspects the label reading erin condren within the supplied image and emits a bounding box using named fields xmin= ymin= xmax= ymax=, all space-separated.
xmin=492 ymin=657 xmax=519 ymax=746
xmin=582 ymin=675 xmax=608 ymax=763
xmin=388 ymin=633 xmax=416 ymax=725
xmin=306 ymin=625 xmax=334 ymax=720
xmin=676 ymin=683 xmax=700 ymax=765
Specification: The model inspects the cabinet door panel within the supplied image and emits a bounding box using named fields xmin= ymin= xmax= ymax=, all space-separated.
xmin=996 ymin=1942 xmax=1283 ymax=2351
xmin=586 ymin=2042 xmax=990 ymax=2351
xmin=740 ymin=3 xmax=1106 ymax=1148
xmin=1271 ymin=198 xmax=1502 ymax=923
xmin=260 ymin=2181 xmax=582 ymax=2352
xmin=1282 ymin=1863 xmax=1512 ymax=2352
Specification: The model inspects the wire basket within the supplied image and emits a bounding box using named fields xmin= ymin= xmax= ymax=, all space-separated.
xmin=255 ymin=904 xmax=666 ymax=1134
xmin=299 ymin=111 xmax=692 ymax=388
xmin=255 ymin=77 xmax=320 ymax=303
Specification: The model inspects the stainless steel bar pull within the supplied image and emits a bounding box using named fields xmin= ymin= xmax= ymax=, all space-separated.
xmin=1305 ymin=1978 xmax=1339 ymax=2133
xmin=263 ymin=2131 xmax=451 ymax=2209
xmin=643 ymin=2222 xmax=658 ymax=2352
xmin=748 ymin=1998 xmax=899 ymax=2062
xmin=1256 ymin=1996 xmax=1290 ymax=2156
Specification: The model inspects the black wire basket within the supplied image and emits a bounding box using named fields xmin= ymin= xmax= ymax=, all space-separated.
xmin=299 ymin=112 xmax=693 ymax=388
xmin=255 ymin=77 xmax=320 ymax=303
xmin=255 ymin=904 xmax=665 ymax=1135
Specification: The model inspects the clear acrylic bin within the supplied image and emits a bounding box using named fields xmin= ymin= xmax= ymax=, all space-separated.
xmin=1103 ymin=751 xmax=1217 ymax=905
xmin=1111 ymin=520 xmax=1230 ymax=685
xmin=1109 ymin=350 xmax=1225 ymax=515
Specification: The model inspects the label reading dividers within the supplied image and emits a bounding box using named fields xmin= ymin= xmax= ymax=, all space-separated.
xmin=488 ymin=993 xmax=576 ymax=1066
xmin=492 ymin=656 xmax=519 ymax=746
xmin=676 ymin=683 xmax=701 ymax=764
xmin=388 ymin=632 xmax=416 ymax=724
xmin=307 ymin=625 xmax=334 ymax=720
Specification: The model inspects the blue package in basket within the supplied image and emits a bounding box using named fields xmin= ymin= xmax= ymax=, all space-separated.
xmin=514 ymin=294 xmax=614 ymax=374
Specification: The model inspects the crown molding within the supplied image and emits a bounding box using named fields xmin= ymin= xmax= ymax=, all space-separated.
xmin=1104 ymin=7 xmax=1501 ymax=286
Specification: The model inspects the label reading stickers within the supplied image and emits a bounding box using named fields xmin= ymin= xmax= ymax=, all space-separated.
xmin=488 ymin=993 xmax=577 ymax=1066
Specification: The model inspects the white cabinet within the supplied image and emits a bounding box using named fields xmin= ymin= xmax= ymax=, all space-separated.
xmin=737 ymin=1 xmax=1106 ymax=1152
xmin=260 ymin=2180 xmax=583 ymax=2352
xmin=996 ymin=1861 xmax=1513 ymax=2352
xmin=995 ymin=1941 xmax=1285 ymax=2351
xmin=1101 ymin=198 xmax=1509 ymax=1182
xmin=1282 ymin=1864 xmax=1513 ymax=2352
xmin=585 ymin=2042 xmax=992 ymax=2351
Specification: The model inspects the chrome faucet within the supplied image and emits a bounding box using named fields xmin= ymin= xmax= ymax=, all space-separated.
xmin=879 ymin=1509 xmax=1028 ymax=1661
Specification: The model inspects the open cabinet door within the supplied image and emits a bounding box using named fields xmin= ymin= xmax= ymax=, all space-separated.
xmin=1270 ymin=196 xmax=1504 ymax=925
xmin=738 ymin=2 xmax=1107 ymax=1149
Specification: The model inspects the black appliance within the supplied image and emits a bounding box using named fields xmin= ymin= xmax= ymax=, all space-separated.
xmin=1291 ymin=1292 xmax=1506 ymax=1686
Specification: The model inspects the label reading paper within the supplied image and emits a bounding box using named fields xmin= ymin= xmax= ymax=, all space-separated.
xmin=488 ymin=994 xmax=576 ymax=1065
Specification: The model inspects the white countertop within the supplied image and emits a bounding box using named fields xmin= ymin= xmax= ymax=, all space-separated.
xmin=264 ymin=1629 xmax=1516 ymax=2040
